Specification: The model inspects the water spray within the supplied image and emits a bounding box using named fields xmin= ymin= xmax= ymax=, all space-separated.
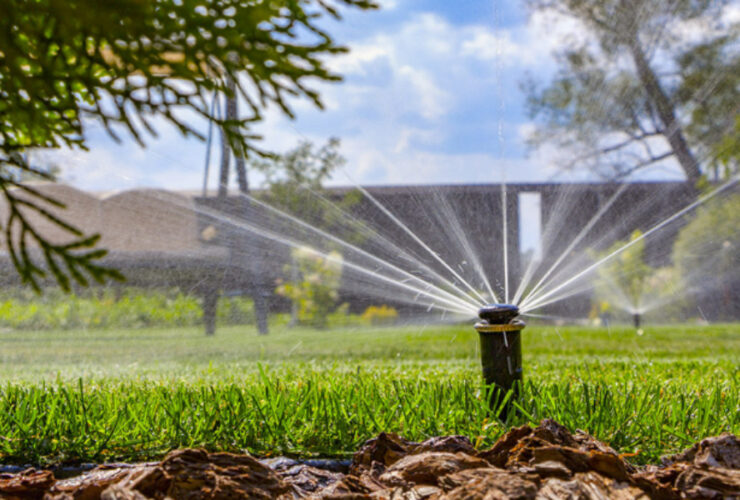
xmin=474 ymin=304 xmax=524 ymax=414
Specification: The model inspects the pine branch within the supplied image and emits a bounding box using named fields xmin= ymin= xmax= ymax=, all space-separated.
xmin=0 ymin=0 xmax=377 ymax=291
xmin=0 ymin=158 xmax=124 ymax=292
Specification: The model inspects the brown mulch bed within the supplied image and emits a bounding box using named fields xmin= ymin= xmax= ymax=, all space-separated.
xmin=1 ymin=419 xmax=738 ymax=499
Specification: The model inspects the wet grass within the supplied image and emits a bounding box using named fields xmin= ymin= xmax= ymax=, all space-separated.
xmin=2 ymin=321 xmax=738 ymax=378
xmin=0 ymin=322 xmax=738 ymax=465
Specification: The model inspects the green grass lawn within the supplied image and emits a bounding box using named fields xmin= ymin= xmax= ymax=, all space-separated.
xmin=1 ymin=321 xmax=738 ymax=465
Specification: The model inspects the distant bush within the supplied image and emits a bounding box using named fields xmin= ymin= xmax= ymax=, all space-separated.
xmin=276 ymin=247 xmax=343 ymax=329
xmin=326 ymin=303 xmax=358 ymax=327
xmin=361 ymin=305 xmax=398 ymax=326
xmin=589 ymin=230 xmax=687 ymax=323
xmin=0 ymin=288 xmax=254 ymax=330
xmin=673 ymin=192 xmax=740 ymax=320
xmin=592 ymin=230 xmax=651 ymax=314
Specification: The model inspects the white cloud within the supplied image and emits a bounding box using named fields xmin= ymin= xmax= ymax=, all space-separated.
xmin=327 ymin=15 xmax=458 ymax=122
xmin=392 ymin=127 xmax=441 ymax=154
xmin=397 ymin=65 xmax=452 ymax=120
xmin=726 ymin=4 xmax=740 ymax=24
xmin=40 ymin=6 xmax=608 ymax=193
xmin=669 ymin=3 xmax=740 ymax=48
xmin=524 ymin=8 xmax=592 ymax=55
xmin=459 ymin=8 xmax=593 ymax=69
xmin=460 ymin=29 xmax=536 ymax=65
xmin=376 ymin=0 xmax=398 ymax=11
xmin=332 ymin=137 xmax=553 ymax=186
xmin=330 ymin=42 xmax=391 ymax=75
xmin=517 ymin=122 xmax=537 ymax=143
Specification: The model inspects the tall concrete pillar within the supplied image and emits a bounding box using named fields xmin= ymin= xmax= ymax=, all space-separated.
xmin=504 ymin=185 xmax=520 ymax=302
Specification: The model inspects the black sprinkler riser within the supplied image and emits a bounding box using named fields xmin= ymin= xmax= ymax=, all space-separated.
xmin=478 ymin=327 xmax=523 ymax=390
xmin=475 ymin=304 xmax=524 ymax=413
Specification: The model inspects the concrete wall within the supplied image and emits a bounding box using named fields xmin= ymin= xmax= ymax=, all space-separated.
xmin=1 ymin=181 xmax=721 ymax=319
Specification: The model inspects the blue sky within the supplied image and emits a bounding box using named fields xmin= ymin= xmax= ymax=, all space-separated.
xmin=48 ymin=0 xmax=692 ymax=194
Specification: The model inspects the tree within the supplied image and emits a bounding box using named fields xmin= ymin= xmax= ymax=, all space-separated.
xmin=592 ymin=229 xmax=651 ymax=326
xmin=711 ymin=115 xmax=740 ymax=177
xmin=249 ymin=138 xmax=361 ymax=325
xmin=249 ymin=138 xmax=364 ymax=251
xmin=252 ymin=138 xmax=360 ymax=225
xmin=255 ymin=139 xmax=345 ymax=207
xmin=673 ymin=193 xmax=739 ymax=320
xmin=676 ymin=30 xmax=740 ymax=180
xmin=275 ymin=246 xmax=344 ymax=328
xmin=0 ymin=0 xmax=376 ymax=291
xmin=524 ymin=0 xmax=739 ymax=184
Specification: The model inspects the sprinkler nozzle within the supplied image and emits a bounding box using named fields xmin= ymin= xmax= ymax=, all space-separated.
xmin=478 ymin=303 xmax=519 ymax=324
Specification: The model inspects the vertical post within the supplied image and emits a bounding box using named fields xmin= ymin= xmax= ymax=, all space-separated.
xmin=289 ymin=254 xmax=299 ymax=326
xmin=505 ymin=186 xmax=520 ymax=300
xmin=254 ymin=289 xmax=269 ymax=335
xmin=218 ymin=94 xmax=231 ymax=198
xmin=203 ymin=288 xmax=219 ymax=336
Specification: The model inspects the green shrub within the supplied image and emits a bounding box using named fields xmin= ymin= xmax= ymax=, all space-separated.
xmin=673 ymin=192 xmax=740 ymax=319
xmin=218 ymin=296 xmax=256 ymax=325
xmin=592 ymin=230 xmax=651 ymax=314
xmin=0 ymin=288 xmax=255 ymax=330
xmin=361 ymin=305 xmax=399 ymax=326
xmin=276 ymin=247 xmax=343 ymax=328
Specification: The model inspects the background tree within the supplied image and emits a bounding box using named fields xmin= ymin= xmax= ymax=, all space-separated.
xmin=252 ymin=138 xmax=360 ymax=231
xmin=275 ymin=247 xmax=344 ymax=328
xmin=592 ymin=230 xmax=651 ymax=325
xmin=673 ymin=193 xmax=740 ymax=320
xmin=524 ymin=0 xmax=739 ymax=184
xmin=0 ymin=0 xmax=376 ymax=291
xmin=250 ymin=138 xmax=362 ymax=325
xmin=711 ymin=115 xmax=740 ymax=177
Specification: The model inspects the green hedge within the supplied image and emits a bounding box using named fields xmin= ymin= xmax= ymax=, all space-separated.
xmin=0 ymin=289 xmax=254 ymax=330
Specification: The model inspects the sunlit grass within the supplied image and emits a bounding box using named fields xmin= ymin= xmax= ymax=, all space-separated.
xmin=0 ymin=322 xmax=738 ymax=465
xmin=3 ymin=321 xmax=738 ymax=379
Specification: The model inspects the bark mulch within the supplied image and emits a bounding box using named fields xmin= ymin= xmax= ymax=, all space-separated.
xmin=1 ymin=419 xmax=738 ymax=499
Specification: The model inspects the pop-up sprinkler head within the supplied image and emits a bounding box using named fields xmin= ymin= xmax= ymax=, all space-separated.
xmin=474 ymin=304 xmax=524 ymax=415
xmin=478 ymin=303 xmax=520 ymax=324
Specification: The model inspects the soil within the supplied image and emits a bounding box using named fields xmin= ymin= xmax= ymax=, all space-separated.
xmin=1 ymin=419 xmax=738 ymax=499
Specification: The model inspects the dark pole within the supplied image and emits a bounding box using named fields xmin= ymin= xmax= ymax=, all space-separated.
xmin=202 ymin=288 xmax=218 ymax=336
xmin=217 ymin=87 xmax=231 ymax=198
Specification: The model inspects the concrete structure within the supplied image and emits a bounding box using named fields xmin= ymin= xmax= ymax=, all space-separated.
xmin=1 ymin=180 xmax=731 ymax=331
xmin=337 ymin=181 xmax=699 ymax=318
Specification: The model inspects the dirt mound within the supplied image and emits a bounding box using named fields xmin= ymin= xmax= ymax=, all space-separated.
xmin=2 ymin=420 xmax=738 ymax=499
